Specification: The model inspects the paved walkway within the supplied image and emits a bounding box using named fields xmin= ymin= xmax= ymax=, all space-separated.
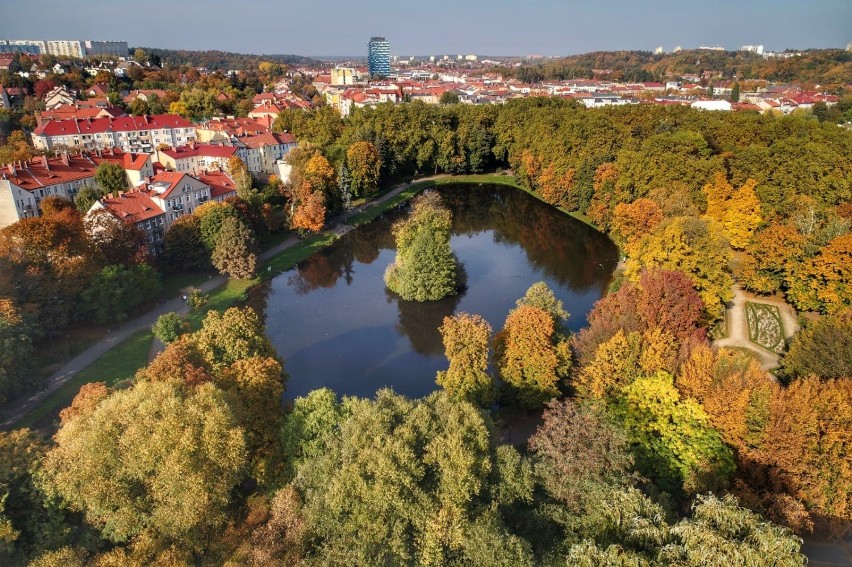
xmin=713 ymin=284 xmax=799 ymax=370
xmin=0 ymin=177 xmax=439 ymax=430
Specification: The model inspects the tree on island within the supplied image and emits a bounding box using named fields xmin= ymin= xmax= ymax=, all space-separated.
xmin=384 ymin=191 xmax=458 ymax=302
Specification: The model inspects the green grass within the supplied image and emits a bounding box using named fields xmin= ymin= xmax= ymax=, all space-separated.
xmin=17 ymin=330 xmax=154 ymax=431
xmin=185 ymin=278 xmax=258 ymax=329
xmin=349 ymin=181 xmax=435 ymax=226
xmin=261 ymin=232 xmax=339 ymax=279
xmin=434 ymin=173 xmax=522 ymax=188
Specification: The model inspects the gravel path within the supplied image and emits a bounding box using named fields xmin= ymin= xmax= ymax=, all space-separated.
xmin=713 ymin=284 xmax=799 ymax=370
xmin=1 ymin=177 xmax=439 ymax=430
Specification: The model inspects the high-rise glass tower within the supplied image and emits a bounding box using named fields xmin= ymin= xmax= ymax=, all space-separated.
xmin=367 ymin=36 xmax=391 ymax=77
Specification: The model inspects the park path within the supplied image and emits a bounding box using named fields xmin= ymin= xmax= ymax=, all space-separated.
xmin=0 ymin=177 xmax=442 ymax=430
xmin=713 ymin=284 xmax=799 ymax=370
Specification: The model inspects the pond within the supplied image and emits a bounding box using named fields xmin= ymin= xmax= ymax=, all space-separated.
xmin=256 ymin=183 xmax=619 ymax=400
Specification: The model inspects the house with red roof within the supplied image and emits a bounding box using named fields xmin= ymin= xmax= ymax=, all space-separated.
xmin=195 ymin=117 xmax=271 ymax=142
xmin=157 ymin=143 xmax=238 ymax=175
xmin=197 ymin=170 xmax=238 ymax=202
xmin=37 ymin=103 xmax=126 ymax=126
xmin=234 ymin=132 xmax=297 ymax=175
xmin=0 ymin=149 xmax=158 ymax=228
xmin=32 ymin=114 xmax=196 ymax=154
xmin=89 ymin=191 xmax=167 ymax=253
xmin=248 ymin=101 xmax=283 ymax=128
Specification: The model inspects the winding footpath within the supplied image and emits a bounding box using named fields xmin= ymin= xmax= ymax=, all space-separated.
xmin=0 ymin=177 xmax=442 ymax=430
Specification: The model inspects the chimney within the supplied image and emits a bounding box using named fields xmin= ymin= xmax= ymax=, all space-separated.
xmin=61 ymin=153 xmax=70 ymax=166
xmin=6 ymin=163 xmax=15 ymax=176
xmin=40 ymin=155 xmax=49 ymax=171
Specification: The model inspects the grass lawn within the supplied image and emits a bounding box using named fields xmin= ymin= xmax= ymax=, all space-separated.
xmin=17 ymin=330 xmax=154 ymax=431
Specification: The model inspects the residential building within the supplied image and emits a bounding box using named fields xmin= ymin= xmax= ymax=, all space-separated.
xmin=195 ymin=117 xmax=271 ymax=142
xmin=236 ymin=132 xmax=297 ymax=174
xmin=157 ymin=144 xmax=238 ymax=174
xmin=0 ymin=150 xmax=137 ymax=228
xmin=44 ymin=86 xmax=77 ymax=109
xmin=368 ymin=36 xmax=391 ymax=77
xmin=32 ymin=114 xmax=196 ymax=154
xmin=247 ymin=101 xmax=283 ymax=128
xmin=45 ymin=40 xmax=85 ymax=58
xmin=89 ymin=191 xmax=166 ymax=253
xmin=87 ymin=169 xmax=237 ymax=254
xmin=82 ymin=40 xmax=128 ymax=57
xmin=331 ymin=67 xmax=357 ymax=86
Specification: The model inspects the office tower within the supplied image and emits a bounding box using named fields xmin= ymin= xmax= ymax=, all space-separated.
xmin=368 ymin=36 xmax=390 ymax=77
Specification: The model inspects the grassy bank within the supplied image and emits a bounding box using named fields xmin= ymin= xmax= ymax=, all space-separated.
xmin=17 ymin=330 xmax=153 ymax=431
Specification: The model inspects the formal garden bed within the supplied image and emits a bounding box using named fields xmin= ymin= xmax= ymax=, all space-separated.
xmin=745 ymin=301 xmax=786 ymax=353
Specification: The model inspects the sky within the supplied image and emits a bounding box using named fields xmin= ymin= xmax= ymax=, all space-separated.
xmin=1 ymin=0 xmax=850 ymax=57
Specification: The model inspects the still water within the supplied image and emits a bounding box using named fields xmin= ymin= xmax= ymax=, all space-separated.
xmin=257 ymin=184 xmax=618 ymax=400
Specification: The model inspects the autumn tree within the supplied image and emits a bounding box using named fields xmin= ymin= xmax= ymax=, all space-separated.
xmin=41 ymin=380 xmax=246 ymax=556
xmin=611 ymin=198 xmax=663 ymax=254
xmin=83 ymin=208 xmax=147 ymax=266
xmin=494 ymin=304 xmax=571 ymax=408
xmin=536 ymin=163 xmax=576 ymax=209
xmin=529 ymin=399 xmax=633 ymax=511
xmin=346 ymin=141 xmax=381 ymax=198
xmin=786 ymin=232 xmax=852 ymax=314
xmin=385 ymin=191 xmax=458 ymax=302
xmin=191 ymin=307 xmax=277 ymax=372
xmin=739 ymin=224 xmax=806 ymax=295
xmin=702 ymin=172 xmax=762 ymax=250
xmin=303 ymin=155 xmax=336 ymax=203
xmin=625 ymin=216 xmax=733 ymax=322
xmin=227 ymin=156 xmax=254 ymax=200
xmin=290 ymin=188 xmax=326 ymax=234
xmin=38 ymin=196 xmax=76 ymax=218
xmin=436 ymin=313 xmax=494 ymax=406
xmin=211 ymin=215 xmax=257 ymax=279
xmin=0 ymin=131 xmax=36 ymax=165
xmin=613 ymin=371 xmax=735 ymax=496
xmin=781 ymin=309 xmax=852 ymax=380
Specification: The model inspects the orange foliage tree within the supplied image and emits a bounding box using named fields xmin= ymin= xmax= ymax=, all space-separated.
xmin=611 ymin=198 xmax=663 ymax=255
xmin=786 ymin=232 xmax=852 ymax=314
xmin=291 ymin=188 xmax=326 ymax=234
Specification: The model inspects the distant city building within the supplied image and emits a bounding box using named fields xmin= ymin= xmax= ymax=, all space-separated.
xmin=740 ymin=44 xmax=764 ymax=55
xmin=698 ymin=45 xmax=726 ymax=51
xmin=0 ymin=38 xmax=128 ymax=58
xmin=331 ymin=67 xmax=357 ymax=86
xmin=673 ymin=45 xmax=683 ymax=53
xmin=846 ymin=42 xmax=851 ymax=52
xmin=368 ymin=36 xmax=391 ymax=77
xmin=654 ymin=46 xmax=664 ymax=55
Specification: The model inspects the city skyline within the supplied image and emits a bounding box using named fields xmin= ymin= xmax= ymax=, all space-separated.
xmin=1 ymin=0 xmax=849 ymax=57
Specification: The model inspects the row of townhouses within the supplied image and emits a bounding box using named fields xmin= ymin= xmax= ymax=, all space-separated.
xmin=0 ymin=150 xmax=239 ymax=251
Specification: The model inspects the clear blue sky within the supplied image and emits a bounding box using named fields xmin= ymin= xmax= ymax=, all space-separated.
xmin=1 ymin=0 xmax=849 ymax=56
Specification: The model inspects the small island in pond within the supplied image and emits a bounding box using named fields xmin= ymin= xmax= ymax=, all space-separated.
xmin=384 ymin=191 xmax=459 ymax=302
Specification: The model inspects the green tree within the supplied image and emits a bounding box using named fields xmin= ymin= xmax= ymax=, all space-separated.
xmin=730 ymin=82 xmax=740 ymax=102
xmin=211 ymin=215 xmax=257 ymax=279
xmin=162 ymin=215 xmax=210 ymax=271
xmin=151 ymin=312 xmax=189 ymax=344
xmin=73 ymin=185 xmax=102 ymax=213
xmin=41 ymin=381 xmax=246 ymax=556
xmin=439 ymin=91 xmax=460 ymax=105
xmin=0 ymin=299 xmax=34 ymax=403
xmin=196 ymin=201 xmax=239 ymax=250
xmin=613 ymin=371 xmax=735 ymax=496
xmin=514 ymin=281 xmax=569 ymax=330
xmin=385 ymin=191 xmax=458 ymax=301
xmin=436 ymin=312 xmax=494 ymax=406
xmin=296 ymin=390 xmax=499 ymax=566
xmin=280 ymin=388 xmax=352 ymax=480
xmin=78 ymin=263 xmax=161 ymax=324
xmin=94 ymin=162 xmax=128 ymax=195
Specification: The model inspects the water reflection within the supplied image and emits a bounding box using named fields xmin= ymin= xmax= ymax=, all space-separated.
xmin=263 ymin=184 xmax=618 ymax=400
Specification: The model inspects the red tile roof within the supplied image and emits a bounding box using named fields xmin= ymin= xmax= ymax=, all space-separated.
xmin=239 ymin=132 xmax=296 ymax=149
xmin=160 ymin=144 xmax=237 ymax=160
xmin=99 ymin=191 xmax=164 ymax=222
xmin=2 ymin=153 xmax=103 ymax=191
xmin=197 ymin=171 xmax=237 ymax=200
xmin=123 ymin=153 xmax=150 ymax=171
xmin=34 ymin=114 xmax=194 ymax=137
